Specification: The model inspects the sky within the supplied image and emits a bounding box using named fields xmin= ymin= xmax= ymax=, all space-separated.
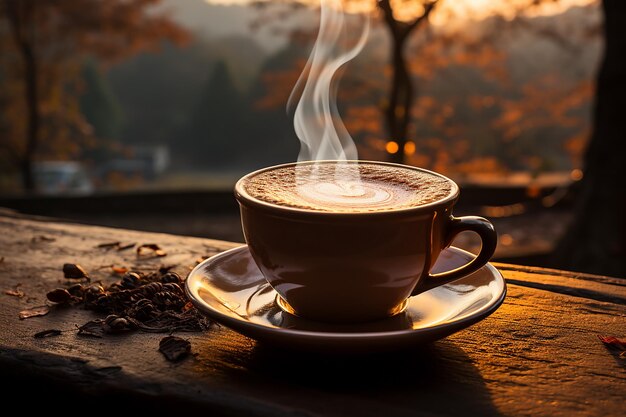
xmin=204 ymin=0 xmax=597 ymax=22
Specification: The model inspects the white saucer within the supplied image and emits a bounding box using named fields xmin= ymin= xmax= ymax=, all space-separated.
xmin=186 ymin=245 xmax=506 ymax=352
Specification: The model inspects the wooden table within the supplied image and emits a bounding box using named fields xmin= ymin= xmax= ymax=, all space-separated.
xmin=1 ymin=214 xmax=624 ymax=416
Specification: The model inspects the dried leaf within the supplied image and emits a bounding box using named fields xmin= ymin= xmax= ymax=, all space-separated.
xmin=63 ymin=263 xmax=88 ymax=279
xmin=158 ymin=264 xmax=177 ymax=274
xmin=117 ymin=242 xmax=136 ymax=251
xmin=19 ymin=305 xmax=50 ymax=319
xmin=159 ymin=336 xmax=191 ymax=362
xmin=137 ymin=244 xmax=166 ymax=257
xmin=77 ymin=319 xmax=105 ymax=338
xmin=32 ymin=235 xmax=56 ymax=243
xmin=46 ymin=288 xmax=73 ymax=304
xmin=34 ymin=329 xmax=62 ymax=338
xmin=97 ymin=241 xmax=121 ymax=249
xmin=5 ymin=288 xmax=24 ymax=297
xmin=598 ymin=335 xmax=626 ymax=351
xmin=111 ymin=266 xmax=129 ymax=274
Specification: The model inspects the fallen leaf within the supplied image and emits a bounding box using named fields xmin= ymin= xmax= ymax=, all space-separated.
xmin=4 ymin=287 xmax=24 ymax=297
xmin=34 ymin=329 xmax=62 ymax=338
xmin=19 ymin=305 xmax=50 ymax=319
xmin=598 ymin=335 xmax=626 ymax=351
xmin=77 ymin=319 xmax=105 ymax=338
xmin=63 ymin=263 xmax=89 ymax=279
xmin=159 ymin=336 xmax=191 ymax=362
xmin=97 ymin=241 xmax=121 ymax=249
xmin=111 ymin=266 xmax=129 ymax=274
xmin=32 ymin=235 xmax=56 ymax=243
xmin=46 ymin=288 xmax=73 ymax=304
xmin=117 ymin=242 xmax=136 ymax=251
xmin=137 ymin=244 xmax=166 ymax=257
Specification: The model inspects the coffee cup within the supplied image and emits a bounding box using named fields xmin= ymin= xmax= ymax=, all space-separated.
xmin=235 ymin=160 xmax=497 ymax=323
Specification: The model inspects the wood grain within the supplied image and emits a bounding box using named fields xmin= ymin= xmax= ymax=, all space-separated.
xmin=0 ymin=215 xmax=624 ymax=416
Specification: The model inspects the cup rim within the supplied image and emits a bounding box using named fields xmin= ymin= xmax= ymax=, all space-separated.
xmin=234 ymin=160 xmax=460 ymax=217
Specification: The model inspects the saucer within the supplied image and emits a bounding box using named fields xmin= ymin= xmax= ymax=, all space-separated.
xmin=186 ymin=245 xmax=506 ymax=352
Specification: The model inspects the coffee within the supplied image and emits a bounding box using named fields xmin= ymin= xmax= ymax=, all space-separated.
xmin=235 ymin=161 xmax=496 ymax=322
xmin=241 ymin=162 xmax=454 ymax=213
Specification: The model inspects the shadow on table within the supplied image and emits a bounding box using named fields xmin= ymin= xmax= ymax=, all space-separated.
xmin=221 ymin=340 xmax=502 ymax=416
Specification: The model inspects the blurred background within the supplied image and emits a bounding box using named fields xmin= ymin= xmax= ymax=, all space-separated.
xmin=1 ymin=0 xmax=624 ymax=277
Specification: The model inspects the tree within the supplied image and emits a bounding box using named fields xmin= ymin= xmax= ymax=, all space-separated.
xmin=184 ymin=61 xmax=247 ymax=168
xmin=378 ymin=0 xmax=438 ymax=164
xmin=80 ymin=61 xmax=123 ymax=141
xmin=552 ymin=0 xmax=626 ymax=277
xmin=0 ymin=0 xmax=188 ymax=192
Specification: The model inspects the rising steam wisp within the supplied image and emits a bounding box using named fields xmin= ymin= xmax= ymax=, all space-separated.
xmin=288 ymin=0 xmax=372 ymax=204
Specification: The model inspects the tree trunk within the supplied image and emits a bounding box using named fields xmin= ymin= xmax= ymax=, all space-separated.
xmin=378 ymin=0 xmax=436 ymax=166
xmin=552 ymin=0 xmax=626 ymax=277
xmin=21 ymin=39 xmax=38 ymax=192
xmin=5 ymin=0 xmax=39 ymax=192
xmin=386 ymin=40 xmax=414 ymax=165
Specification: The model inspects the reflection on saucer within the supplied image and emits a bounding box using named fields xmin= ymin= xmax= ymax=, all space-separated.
xmin=186 ymin=245 xmax=506 ymax=352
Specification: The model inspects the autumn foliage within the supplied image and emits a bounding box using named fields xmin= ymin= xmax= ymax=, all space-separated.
xmin=0 ymin=0 xmax=188 ymax=190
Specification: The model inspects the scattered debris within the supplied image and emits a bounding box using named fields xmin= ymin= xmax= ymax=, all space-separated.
xmin=77 ymin=315 xmax=137 ymax=338
xmin=117 ymin=242 xmax=136 ymax=251
xmin=77 ymin=319 xmax=105 ymax=338
xmin=97 ymin=241 xmax=121 ymax=249
xmin=103 ymin=314 xmax=136 ymax=333
xmin=19 ymin=305 xmax=50 ymax=319
xmin=137 ymin=244 xmax=167 ymax=257
xmin=34 ymin=329 xmax=62 ymax=338
xmin=111 ymin=266 xmax=129 ymax=274
xmin=46 ymin=288 xmax=74 ymax=304
xmin=159 ymin=336 xmax=191 ymax=362
xmin=31 ymin=235 xmax=56 ymax=243
xmin=49 ymin=268 xmax=210 ymax=335
xmin=598 ymin=334 xmax=626 ymax=357
xmin=4 ymin=284 xmax=24 ymax=298
xmin=63 ymin=263 xmax=89 ymax=279
xmin=0 ymin=256 xmax=4 ymax=263
xmin=97 ymin=241 xmax=136 ymax=251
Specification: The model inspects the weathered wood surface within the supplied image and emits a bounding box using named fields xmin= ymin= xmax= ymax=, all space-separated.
xmin=0 ymin=214 xmax=624 ymax=416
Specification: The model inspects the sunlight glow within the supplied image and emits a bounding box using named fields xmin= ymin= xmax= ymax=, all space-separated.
xmin=205 ymin=0 xmax=598 ymax=23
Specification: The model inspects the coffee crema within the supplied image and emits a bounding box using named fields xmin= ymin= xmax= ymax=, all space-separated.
xmin=241 ymin=163 xmax=454 ymax=213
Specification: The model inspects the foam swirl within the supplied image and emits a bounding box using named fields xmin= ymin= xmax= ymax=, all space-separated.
xmin=242 ymin=163 xmax=454 ymax=213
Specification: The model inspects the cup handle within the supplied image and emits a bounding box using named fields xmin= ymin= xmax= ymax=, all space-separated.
xmin=413 ymin=216 xmax=497 ymax=295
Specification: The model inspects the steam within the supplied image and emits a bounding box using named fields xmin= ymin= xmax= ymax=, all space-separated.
xmin=288 ymin=0 xmax=369 ymax=165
